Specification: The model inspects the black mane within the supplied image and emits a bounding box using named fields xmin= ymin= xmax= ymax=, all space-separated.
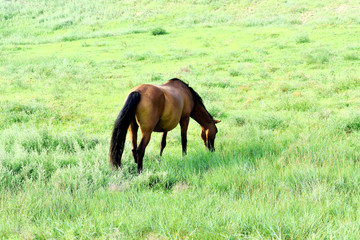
xmin=169 ymin=78 xmax=214 ymax=120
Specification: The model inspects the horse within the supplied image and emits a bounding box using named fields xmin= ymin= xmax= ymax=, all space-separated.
xmin=109 ymin=78 xmax=220 ymax=173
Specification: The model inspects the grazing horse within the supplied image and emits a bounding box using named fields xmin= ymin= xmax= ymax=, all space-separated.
xmin=109 ymin=78 xmax=220 ymax=173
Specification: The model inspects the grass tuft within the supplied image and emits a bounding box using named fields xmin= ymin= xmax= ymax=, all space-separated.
xmin=344 ymin=115 xmax=360 ymax=133
xmin=228 ymin=68 xmax=241 ymax=77
xmin=151 ymin=27 xmax=167 ymax=36
xmin=305 ymin=48 xmax=331 ymax=64
xmin=344 ymin=52 xmax=359 ymax=61
xmin=52 ymin=20 xmax=74 ymax=31
xmin=295 ymin=33 xmax=310 ymax=43
xmin=257 ymin=115 xmax=288 ymax=130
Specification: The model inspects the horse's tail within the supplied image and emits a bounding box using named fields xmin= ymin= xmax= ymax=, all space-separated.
xmin=109 ymin=91 xmax=141 ymax=168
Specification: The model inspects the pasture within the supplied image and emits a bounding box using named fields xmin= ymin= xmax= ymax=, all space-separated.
xmin=1 ymin=0 xmax=360 ymax=239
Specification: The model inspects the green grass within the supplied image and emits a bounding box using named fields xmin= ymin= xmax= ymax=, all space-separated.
xmin=151 ymin=27 xmax=168 ymax=36
xmin=1 ymin=0 xmax=360 ymax=239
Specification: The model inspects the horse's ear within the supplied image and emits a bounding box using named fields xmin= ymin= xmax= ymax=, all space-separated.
xmin=214 ymin=119 xmax=221 ymax=124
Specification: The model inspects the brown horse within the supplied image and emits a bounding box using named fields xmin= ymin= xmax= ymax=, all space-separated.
xmin=109 ymin=78 xmax=220 ymax=173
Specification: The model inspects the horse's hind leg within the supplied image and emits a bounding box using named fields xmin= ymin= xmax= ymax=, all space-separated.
xmin=129 ymin=121 xmax=138 ymax=163
xmin=159 ymin=131 xmax=167 ymax=157
xmin=137 ymin=131 xmax=152 ymax=173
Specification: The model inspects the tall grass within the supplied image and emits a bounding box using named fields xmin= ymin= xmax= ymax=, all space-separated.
xmin=1 ymin=123 xmax=360 ymax=238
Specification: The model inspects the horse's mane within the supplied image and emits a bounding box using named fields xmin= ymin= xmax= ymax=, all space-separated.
xmin=169 ymin=78 xmax=214 ymax=120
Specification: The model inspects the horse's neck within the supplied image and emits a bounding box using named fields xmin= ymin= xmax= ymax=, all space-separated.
xmin=190 ymin=103 xmax=213 ymax=129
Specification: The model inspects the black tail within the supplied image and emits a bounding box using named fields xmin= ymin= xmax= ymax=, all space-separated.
xmin=109 ymin=91 xmax=141 ymax=168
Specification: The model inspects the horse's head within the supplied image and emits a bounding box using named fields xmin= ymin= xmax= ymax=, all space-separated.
xmin=201 ymin=119 xmax=220 ymax=151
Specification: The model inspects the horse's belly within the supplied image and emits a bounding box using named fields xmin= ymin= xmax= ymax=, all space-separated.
xmin=153 ymin=91 xmax=184 ymax=132
xmin=153 ymin=117 xmax=180 ymax=132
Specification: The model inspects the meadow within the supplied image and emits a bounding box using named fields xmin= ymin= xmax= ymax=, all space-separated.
xmin=1 ymin=0 xmax=360 ymax=239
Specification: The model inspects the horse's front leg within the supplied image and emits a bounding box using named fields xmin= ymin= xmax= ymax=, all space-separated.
xmin=129 ymin=121 xmax=138 ymax=163
xmin=137 ymin=131 xmax=152 ymax=173
xmin=159 ymin=131 xmax=167 ymax=157
xmin=180 ymin=117 xmax=190 ymax=156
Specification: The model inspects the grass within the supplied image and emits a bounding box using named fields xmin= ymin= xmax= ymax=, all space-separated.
xmin=1 ymin=0 xmax=360 ymax=239
xmin=295 ymin=33 xmax=310 ymax=44
xmin=151 ymin=27 xmax=167 ymax=36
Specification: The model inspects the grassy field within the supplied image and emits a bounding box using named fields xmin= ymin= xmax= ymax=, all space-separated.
xmin=1 ymin=0 xmax=360 ymax=239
